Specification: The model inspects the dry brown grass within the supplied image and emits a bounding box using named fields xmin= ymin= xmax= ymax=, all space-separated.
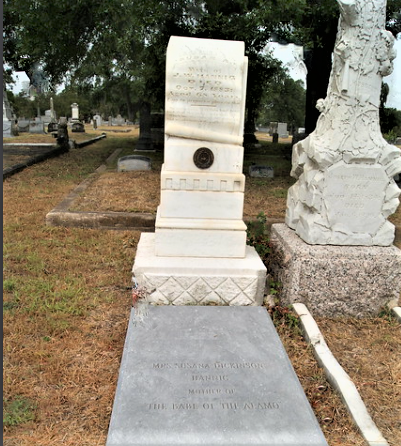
xmin=314 ymin=316 xmax=401 ymax=445
xmin=3 ymin=130 xmax=401 ymax=446
xmin=72 ymin=171 xmax=161 ymax=214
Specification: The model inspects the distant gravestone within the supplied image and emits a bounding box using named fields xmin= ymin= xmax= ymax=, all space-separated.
xmin=135 ymin=102 xmax=154 ymax=152
xmin=71 ymin=103 xmax=79 ymax=121
xmin=17 ymin=119 xmax=30 ymax=133
xmin=277 ymin=122 xmax=288 ymax=138
xmin=249 ymin=165 xmax=274 ymax=178
xmin=47 ymin=122 xmax=58 ymax=133
xmin=106 ymin=306 xmax=329 ymax=446
xmin=29 ymin=117 xmax=45 ymax=134
xmin=42 ymin=110 xmax=53 ymax=124
xmin=71 ymin=122 xmax=85 ymax=133
xmin=117 ymin=155 xmax=151 ymax=171
xmin=3 ymin=91 xmax=18 ymax=137
xmin=115 ymin=114 xmax=125 ymax=126
xmin=57 ymin=118 xmax=69 ymax=151
xmin=93 ymin=114 xmax=102 ymax=127
xmin=151 ymin=112 xmax=164 ymax=149
xmin=269 ymin=121 xmax=278 ymax=135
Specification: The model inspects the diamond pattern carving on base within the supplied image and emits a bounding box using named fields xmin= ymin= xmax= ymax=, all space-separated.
xmin=147 ymin=290 xmax=170 ymax=305
xmin=215 ymin=278 xmax=242 ymax=302
xmin=158 ymin=277 xmax=186 ymax=302
xmin=138 ymin=274 xmax=259 ymax=306
xmin=187 ymin=279 xmax=213 ymax=303
xmin=172 ymin=291 xmax=196 ymax=305
xmin=230 ymin=292 xmax=254 ymax=306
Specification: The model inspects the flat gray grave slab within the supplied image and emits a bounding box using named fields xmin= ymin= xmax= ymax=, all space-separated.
xmin=249 ymin=165 xmax=274 ymax=178
xmin=107 ymin=306 xmax=328 ymax=446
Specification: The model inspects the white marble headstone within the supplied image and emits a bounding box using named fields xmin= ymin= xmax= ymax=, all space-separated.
xmin=133 ymin=36 xmax=266 ymax=306
xmin=156 ymin=36 xmax=249 ymax=258
xmin=71 ymin=103 xmax=79 ymax=121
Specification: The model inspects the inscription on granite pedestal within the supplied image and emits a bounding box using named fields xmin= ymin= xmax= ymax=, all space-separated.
xmin=107 ymin=306 xmax=328 ymax=446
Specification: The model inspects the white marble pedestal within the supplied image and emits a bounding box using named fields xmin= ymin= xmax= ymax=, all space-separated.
xmin=133 ymin=233 xmax=266 ymax=306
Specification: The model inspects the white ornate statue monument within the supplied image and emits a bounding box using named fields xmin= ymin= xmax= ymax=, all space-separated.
xmin=133 ymin=36 xmax=266 ymax=306
xmin=271 ymin=0 xmax=401 ymax=316
xmin=286 ymin=0 xmax=401 ymax=245
xmin=3 ymin=90 xmax=18 ymax=137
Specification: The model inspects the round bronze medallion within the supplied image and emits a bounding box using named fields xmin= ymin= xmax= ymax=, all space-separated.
xmin=193 ymin=147 xmax=214 ymax=169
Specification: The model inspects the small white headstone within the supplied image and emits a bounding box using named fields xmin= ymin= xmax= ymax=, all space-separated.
xmin=71 ymin=103 xmax=79 ymax=121
xmin=117 ymin=155 xmax=151 ymax=171
xmin=277 ymin=122 xmax=288 ymax=138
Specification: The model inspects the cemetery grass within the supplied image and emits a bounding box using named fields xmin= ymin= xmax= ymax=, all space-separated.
xmin=3 ymin=132 xmax=401 ymax=446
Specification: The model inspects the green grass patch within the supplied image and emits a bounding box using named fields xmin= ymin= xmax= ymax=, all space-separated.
xmin=3 ymin=396 xmax=37 ymax=427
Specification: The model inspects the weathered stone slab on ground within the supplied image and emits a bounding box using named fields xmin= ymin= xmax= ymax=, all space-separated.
xmin=249 ymin=165 xmax=274 ymax=178
xmin=270 ymin=223 xmax=401 ymax=317
xmin=106 ymin=306 xmax=328 ymax=446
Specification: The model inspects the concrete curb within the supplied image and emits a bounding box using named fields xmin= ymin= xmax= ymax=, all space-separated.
xmin=45 ymin=148 xmax=155 ymax=232
xmin=3 ymin=135 xmax=107 ymax=180
xmin=75 ymin=133 xmax=107 ymax=148
xmin=3 ymin=145 xmax=68 ymax=180
xmin=391 ymin=306 xmax=401 ymax=323
xmin=292 ymin=303 xmax=389 ymax=446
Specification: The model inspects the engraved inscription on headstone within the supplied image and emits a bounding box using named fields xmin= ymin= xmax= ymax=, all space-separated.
xmin=165 ymin=36 xmax=247 ymax=145
xmin=324 ymin=163 xmax=388 ymax=233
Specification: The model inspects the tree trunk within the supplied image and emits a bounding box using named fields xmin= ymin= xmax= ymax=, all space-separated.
xmin=124 ymin=84 xmax=134 ymax=122
xmin=304 ymin=46 xmax=334 ymax=134
xmin=136 ymin=101 xmax=153 ymax=151
xmin=303 ymin=21 xmax=338 ymax=135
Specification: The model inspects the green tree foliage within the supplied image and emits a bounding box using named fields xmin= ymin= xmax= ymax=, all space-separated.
xmin=258 ymin=78 xmax=306 ymax=131
xmin=3 ymin=0 xmax=292 ymax=129
xmin=275 ymin=0 xmax=401 ymax=134
xmin=380 ymin=83 xmax=401 ymax=137
xmin=4 ymin=0 xmax=400 ymax=133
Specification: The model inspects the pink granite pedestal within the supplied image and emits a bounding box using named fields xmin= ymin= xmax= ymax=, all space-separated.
xmin=269 ymin=224 xmax=401 ymax=317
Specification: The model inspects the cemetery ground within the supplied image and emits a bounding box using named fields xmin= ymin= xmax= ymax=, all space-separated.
xmin=3 ymin=128 xmax=401 ymax=446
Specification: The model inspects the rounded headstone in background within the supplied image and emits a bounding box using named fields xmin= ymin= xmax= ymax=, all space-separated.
xmin=118 ymin=155 xmax=152 ymax=172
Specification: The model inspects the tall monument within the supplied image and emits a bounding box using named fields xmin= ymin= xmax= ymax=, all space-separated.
xmin=133 ymin=36 xmax=266 ymax=306
xmin=270 ymin=0 xmax=401 ymax=316
xmin=286 ymin=0 xmax=401 ymax=246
